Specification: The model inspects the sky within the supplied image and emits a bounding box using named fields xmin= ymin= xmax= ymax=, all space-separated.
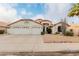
xmin=0 ymin=3 xmax=79 ymax=24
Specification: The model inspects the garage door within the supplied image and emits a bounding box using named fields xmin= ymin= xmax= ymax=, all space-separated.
xmin=7 ymin=27 xmax=42 ymax=34
xmin=31 ymin=27 xmax=42 ymax=34
xmin=7 ymin=28 xmax=31 ymax=34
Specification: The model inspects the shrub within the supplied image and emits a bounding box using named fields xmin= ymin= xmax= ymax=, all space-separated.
xmin=54 ymin=32 xmax=60 ymax=34
xmin=64 ymin=30 xmax=74 ymax=36
xmin=41 ymin=32 xmax=45 ymax=35
xmin=0 ymin=30 xmax=5 ymax=34
xmin=46 ymin=27 xmax=52 ymax=34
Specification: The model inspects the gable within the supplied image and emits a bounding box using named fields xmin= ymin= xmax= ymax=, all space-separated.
xmin=53 ymin=22 xmax=70 ymax=27
xmin=8 ymin=20 xmax=42 ymax=27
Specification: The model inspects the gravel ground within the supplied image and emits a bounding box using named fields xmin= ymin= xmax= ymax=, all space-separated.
xmin=43 ymin=34 xmax=79 ymax=43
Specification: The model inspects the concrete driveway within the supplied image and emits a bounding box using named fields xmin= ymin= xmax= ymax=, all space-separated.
xmin=0 ymin=34 xmax=79 ymax=55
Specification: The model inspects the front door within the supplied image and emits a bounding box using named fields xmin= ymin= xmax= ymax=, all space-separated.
xmin=58 ymin=26 xmax=62 ymax=32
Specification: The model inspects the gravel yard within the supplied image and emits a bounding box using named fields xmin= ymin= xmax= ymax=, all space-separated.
xmin=43 ymin=34 xmax=79 ymax=43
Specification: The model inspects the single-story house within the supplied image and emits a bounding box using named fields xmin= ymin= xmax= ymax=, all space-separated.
xmin=7 ymin=19 xmax=43 ymax=35
xmin=52 ymin=22 xmax=70 ymax=34
xmin=67 ymin=24 xmax=79 ymax=35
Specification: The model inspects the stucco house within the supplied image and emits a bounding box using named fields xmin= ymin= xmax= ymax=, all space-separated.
xmin=67 ymin=24 xmax=79 ymax=36
xmin=52 ymin=22 xmax=70 ymax=34
xmin=7 ymin=19 xmax=43 ymax=35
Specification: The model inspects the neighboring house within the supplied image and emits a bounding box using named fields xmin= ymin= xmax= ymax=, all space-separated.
xmin=52 ymin=22 xmax=70 ymax=34
xmin=67 ymin=24 xmax=79 ymax=35
xmin=7 ymin=19 xmax=43 ymax=34
xmin=0 ymin=21 xmax=8 ymax=34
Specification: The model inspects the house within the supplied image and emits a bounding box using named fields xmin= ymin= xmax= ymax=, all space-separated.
xmin=7 ymin=19 xmax=43 ymax=34
xmin=0 ymin=21 xmax=8 ymax=34
xmin=52 ymin=22 xmax=70 ymax=34
xmin=67 ymin=24 xmax=79 ymax=35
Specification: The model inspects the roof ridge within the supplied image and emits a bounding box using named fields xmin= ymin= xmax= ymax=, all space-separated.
xmin=7 ymin=19 xmax=42 ymax=26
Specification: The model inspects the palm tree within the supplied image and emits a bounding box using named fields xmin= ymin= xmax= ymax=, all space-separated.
xmin=68 ymin=3 xmax=79 ymax=17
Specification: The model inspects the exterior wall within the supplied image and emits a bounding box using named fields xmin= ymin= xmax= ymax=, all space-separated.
xmin=67 ymin=26 xmax=79 ymax=36
xmin=7 ymin=20 xmax=43 ymax=34
xmin=0 ymin=27 xmax=6 ymax=30
xmin=52 ymin=24 xmax=62 ymax=34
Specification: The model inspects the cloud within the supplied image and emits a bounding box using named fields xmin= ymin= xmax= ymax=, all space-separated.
xmin=20 ymin=9 xmax=27 ymax=16
xmin=31 ymin=14 xmax=45 ymax=20
xmin=29 ymin=3 xmax=72 ymax=22
xmin=20 ymin=9 xmax=33 ymax=16
xmin=0 ymin=4 xmax=21 ymax=22
xmin=0 ymin=3 xmax=73 ymax=24
xmin=44 ymin=3 xmax=72 ymax=23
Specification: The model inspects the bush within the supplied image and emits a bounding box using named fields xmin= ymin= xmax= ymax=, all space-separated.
xmin=41 ymin=32 xmax=45 ymax=35
xmin=64 ymin=30 xmax=74 ymax=36
xmin=46 ymin=27 xmax=52 ymax=34
xmin=0 ymin=30 xmax=5 ymax=34
xmin=54 ymin=32 xmax=60 ymax=35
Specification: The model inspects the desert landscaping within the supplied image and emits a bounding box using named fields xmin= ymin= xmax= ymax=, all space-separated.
xmin=43 ymin=34 xmax=79 ymax=43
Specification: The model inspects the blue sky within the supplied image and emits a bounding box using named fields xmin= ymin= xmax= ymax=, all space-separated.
xmin=0 ymin=3 xmax=79 ymax=24
xmin=14 ymin=3 xmax=45 ymax=18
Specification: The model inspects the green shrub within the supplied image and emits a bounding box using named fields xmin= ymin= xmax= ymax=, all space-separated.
xmin=0 ymin=30 xmax=5 ymax=34
xmin=46 ymin=27 xmax=52 ymax=34
xmin=54 ymin=32 xmax=60 ymax=35
xmin=64 ymin=30 xmax=74 ymax=36
xmin=41 ymin=32 xmax=45 ymax=35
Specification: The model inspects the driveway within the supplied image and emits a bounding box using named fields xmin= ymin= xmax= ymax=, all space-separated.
xmin=0 ymin=34 xmax=79 ymax=55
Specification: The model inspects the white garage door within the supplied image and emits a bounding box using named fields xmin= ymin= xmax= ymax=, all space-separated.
xmin=7 ymin=28 xmax=31 ymax=34
xmin=7 ymin=27 xmax=42 ymax=35
xmin=31 ymin=27 xmax=42 ymax=34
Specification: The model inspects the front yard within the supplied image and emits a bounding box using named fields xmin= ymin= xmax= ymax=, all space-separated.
xmin=0 ymin=34 xmax=79 ymax=55
xmin=43 ymin=34 xmax=79 ymax=43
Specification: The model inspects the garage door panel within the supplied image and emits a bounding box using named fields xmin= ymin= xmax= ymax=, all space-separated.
xmin=7 ymin=27 xmax=42 ymax=35
xmin=31 ymin=28 xmax=42 ymax=34
xmin=7 ymin=28 xmax=31 ymax=34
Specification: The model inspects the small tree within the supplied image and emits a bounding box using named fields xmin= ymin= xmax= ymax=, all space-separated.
xmin=68 ymin=3 xmax=79 ymax=17
xmin=0 ymin=30 xmax=5 ymax=34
